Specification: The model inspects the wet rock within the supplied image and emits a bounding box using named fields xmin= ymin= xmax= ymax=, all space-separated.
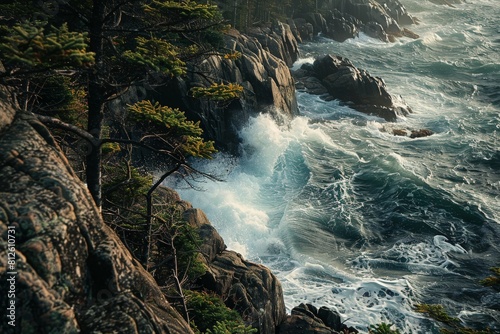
xmin=388 ymin=127 xmax=433 ymax=138
xmin=317 ymin=306 xmax=342 ymax=331
xmin=363 ymin=22 xmax=389 ymax=42
xmin=410 ymin=129 xmax=434 ymax=138
xmin=197 ymin=250 xmax=286 ymax=334
xmin=323 ymin=0 xmax=417 ymax=42
xmin=277 ymin=304 xmax=357 ymax=334
xmin=309 ymin=54 xmax=411 ymax=120
xmin=299 ymin=77 xmax=329 ymax=95
xmin=180 ymin=202 xmax=286 ymax=334
xmin=392 ymin=128 xmax=409 ymax=136
xmin=402 ymin=28 xmax=420 ymax=39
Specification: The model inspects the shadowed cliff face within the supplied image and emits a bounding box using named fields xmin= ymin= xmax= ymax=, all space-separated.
xmin=0 ymin=89 xmax=193 ymax=333
xmin=153 ymin=25 xmax=300 ymax=154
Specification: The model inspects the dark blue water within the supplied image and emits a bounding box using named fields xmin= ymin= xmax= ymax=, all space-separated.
xmin=171 ymin=1 xmax=500 ymax=332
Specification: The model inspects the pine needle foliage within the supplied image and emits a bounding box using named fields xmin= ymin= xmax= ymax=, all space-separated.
xmin=190 ymin=83 xmax=243 ymax=101
xmin=0 ymin=22 xmax=94 ymax=70
xmin=122 ymin=37 xmax=186 ymax=77
xmin=144 ymin=0 xmax=221 ymax=21
xmin=369 ymin=323 xmax=401 ymax=334
xmin=185 ymin=290 xmax=257 ymax=334
xmin=415 ymin=304 xmax=494 ymax=334
xmin=128 ymin=100 xmax=216 ymax=159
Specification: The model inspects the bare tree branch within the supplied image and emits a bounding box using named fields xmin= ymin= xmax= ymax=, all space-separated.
xmin=36 ymin=114 xmax=98 ymax=145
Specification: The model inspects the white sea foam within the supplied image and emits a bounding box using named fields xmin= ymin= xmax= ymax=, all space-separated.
xmin=291 ymin=56 xmax=315 ymax=71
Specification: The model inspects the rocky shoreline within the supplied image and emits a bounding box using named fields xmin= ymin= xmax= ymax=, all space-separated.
xmin=0 ymin=92 xmax=355 ymax=333
xmin=0 ymin=1 xmax=435 ymax=333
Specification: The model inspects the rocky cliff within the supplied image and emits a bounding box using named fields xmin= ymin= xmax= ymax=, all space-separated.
xmin=0 ymin=88 xmax=194 ymax=333
xmin=0 ymin=86 xmax=292 ymax=333
xmin=292 ymin=0 xmax=419 ymax=43
xmin=153 ymin=24 xmax=300 ymax=153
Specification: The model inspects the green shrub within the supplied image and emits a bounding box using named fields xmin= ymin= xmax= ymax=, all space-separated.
xmin=185 ymin=290 xmax=256 ymax=334
xmin=416 ymin=304 xmax=493 ymax=334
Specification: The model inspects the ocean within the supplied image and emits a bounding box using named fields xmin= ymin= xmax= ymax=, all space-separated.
xmin=169 ymin=1 xmax=500 ymax=332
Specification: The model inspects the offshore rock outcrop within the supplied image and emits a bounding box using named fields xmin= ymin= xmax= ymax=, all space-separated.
xmin=0 ymin=89 xmax=193 ymax=333
xmin=293 ymin=54 xmax=412 ymax=121
xmin=155 ymin=25 xmax=299 ymax=153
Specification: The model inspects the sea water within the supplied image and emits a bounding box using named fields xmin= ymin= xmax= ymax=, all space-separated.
xmin=168 ymin=1 xmax=500 ymax=332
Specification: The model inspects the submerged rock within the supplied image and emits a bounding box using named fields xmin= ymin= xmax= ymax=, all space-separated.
xmin=410 ymin=128 xmax=434 ymax=138
xmin=388 ymin=127 xmax=434 ymax=138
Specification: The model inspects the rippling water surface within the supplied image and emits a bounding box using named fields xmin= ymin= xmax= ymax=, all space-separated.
xmin=169 ymin=1 xmax=500 ymax=332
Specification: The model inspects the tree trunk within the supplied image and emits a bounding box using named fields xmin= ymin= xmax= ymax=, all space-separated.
xmin=142 ymin=164 xmax=181 ymax=269
xmin=87 ymin=0 xmax=106 ymax=210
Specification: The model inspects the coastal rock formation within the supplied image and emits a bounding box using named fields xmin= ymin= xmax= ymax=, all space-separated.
xmin=293 ymin=54 xmax=412 ymax=121
xmin=0 ymin=89 xmax=193 ymax=333
xmin=293 ymin=18 xmax=315 ymax=41
xmin=324 ymin=9 xmax=361 ymax=42
xmin=155 ymin=26 xmax=299 ymax=153
xmin=277 ymin=304 xmax=358 ymax=334
xmin=293 ymin=0 xmax=419 ymax=43
xmin=248 ymin=21 xmax=300 ymax=67
xmin=184 ymin=208 xmax=287 ymax=334
xmin=0 ymin=87 xmax=289 ymax=334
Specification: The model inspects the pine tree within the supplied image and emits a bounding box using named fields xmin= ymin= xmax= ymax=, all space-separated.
xmin=0 ymin=0 xmax=242 ymax=209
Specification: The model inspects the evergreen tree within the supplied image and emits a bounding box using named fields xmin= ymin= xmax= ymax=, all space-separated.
xmin=0 ymin=0 xmax=242 ymax=209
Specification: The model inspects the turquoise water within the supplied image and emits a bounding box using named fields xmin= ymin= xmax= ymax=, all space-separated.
xmin=170 ymin=1 xmax=500 ymax=332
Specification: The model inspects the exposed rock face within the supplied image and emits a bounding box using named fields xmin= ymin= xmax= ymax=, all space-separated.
xmin=294 ymin=0 xmax=418 ymax=43
xmin=247 ymin=21 xmax=300 ymax=67
xmin=324 ymin=9 xmax=361 ymax=42
xmin=184 ymin=208 xmax=287 ymax=334
xmin=277 ymin=304 xmax=358 ymax=334
xmin=293 ymin=54 xmax=411 ymax=121
xmin=155 ymin=27 xmax=299 ymax=153
xmin=363 ymin=21 xmax=390 ymax=42
xmin=293 ymin=18 xmax=315 ymax=41
xmin=0 ymin=90 xmax=193 ymax=333
xmin=328 ymin=0 xmax=415 ymax=34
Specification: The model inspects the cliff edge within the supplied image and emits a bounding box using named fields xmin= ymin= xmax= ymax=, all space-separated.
xmin=0 ymin=88 xmax=193 ymax=333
